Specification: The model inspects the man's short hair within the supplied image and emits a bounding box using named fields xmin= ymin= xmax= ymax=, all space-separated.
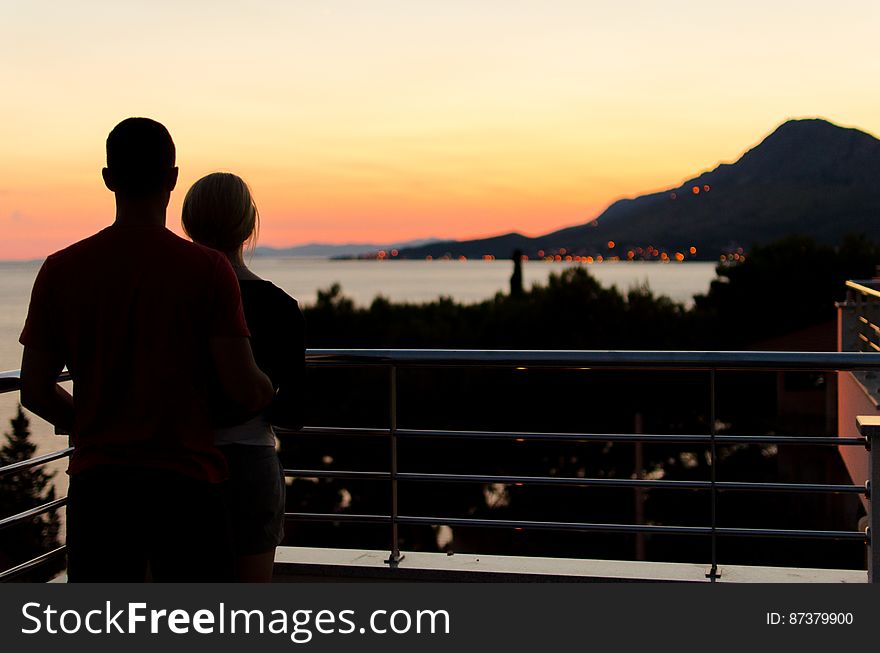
xmin=106 ymin=118 xmax=176 ymax=196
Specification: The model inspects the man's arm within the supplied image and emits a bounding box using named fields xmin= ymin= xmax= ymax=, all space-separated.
xmin=210 ymin=336 xmax=275 ymax=416
xmin=20 ymin=347 xmax=74 ymax=434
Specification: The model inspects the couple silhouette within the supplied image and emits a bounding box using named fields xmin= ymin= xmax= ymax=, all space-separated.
xmin=19 ymin=117 xmax=305 ymax=582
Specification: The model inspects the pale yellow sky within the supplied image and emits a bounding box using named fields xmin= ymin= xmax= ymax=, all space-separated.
xmin=2 ymin=1 xmax=879 ymax=258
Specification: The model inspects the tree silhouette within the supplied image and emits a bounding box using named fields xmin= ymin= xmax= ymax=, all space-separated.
xmin=0 ymin=405 xmax=63 ymax=581
xmin=510 ymin=249 xmax=524 ymax=297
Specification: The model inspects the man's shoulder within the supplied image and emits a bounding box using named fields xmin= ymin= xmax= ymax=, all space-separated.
xmin=44 ymin=228 xmax=111 ymax=262
xmin=43 ymin=226 xmax=228 ymax=279
xmin=38 ymin=229 xmax=116 ymax=279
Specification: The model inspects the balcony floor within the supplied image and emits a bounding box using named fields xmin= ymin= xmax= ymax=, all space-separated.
xmin=272 ymin=547 xmax=867 ymax=583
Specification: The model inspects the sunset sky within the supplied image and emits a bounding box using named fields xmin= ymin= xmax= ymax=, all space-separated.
xmin=2 ymin=1 xmax=879 ymax=259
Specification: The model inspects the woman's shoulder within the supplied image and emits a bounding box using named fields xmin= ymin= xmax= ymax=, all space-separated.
xmin=240 ymin=279 xmax=303 ymax=318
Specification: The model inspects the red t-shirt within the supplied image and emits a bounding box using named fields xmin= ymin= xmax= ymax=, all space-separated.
xmin=19 ymin=223 xmax=250 ymax=483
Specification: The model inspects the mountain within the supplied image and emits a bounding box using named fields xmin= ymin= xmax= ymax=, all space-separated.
xmin=395 ymin=119 xmax=880 ymax=260
xmin=255 ymin=237 xmax=443 ymax=258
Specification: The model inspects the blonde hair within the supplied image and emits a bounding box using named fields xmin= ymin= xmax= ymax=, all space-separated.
xmin=182 ymin=172 xmax=260 ymax=256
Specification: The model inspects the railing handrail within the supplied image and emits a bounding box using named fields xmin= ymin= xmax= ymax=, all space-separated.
xmin=0 ymin=446 xmax=74 ymax=479
xmin=282 ymin=512 xmax=868 ymax=542
xmin=283 ymin=467 xmax=868 ymax=495
xmin=0 ymin=546 xmax=67 ymax=583
xmin=294 ymin=425 xmax=867 ymax=447
xmin=307 ymin=349 xmax=880 ymax=370
xmin=0 ymin=369 xmax=69 ymax=394
xmin=846 ymin=279 xmax=880 ymax=299
xmin=4 ymin=349 xmax=880 ymax=391
xmin=0 ymin=497 xmax=67 ymax=532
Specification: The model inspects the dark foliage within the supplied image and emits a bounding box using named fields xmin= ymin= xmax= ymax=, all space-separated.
xmin=0 ymin=405 xmax=63 ymax=581
xmin=694 ymin=234 xmax=880 ymax=345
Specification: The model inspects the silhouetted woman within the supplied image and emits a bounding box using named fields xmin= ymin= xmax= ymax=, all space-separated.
xmin=182 ymin=172 xmax=305 ymax=582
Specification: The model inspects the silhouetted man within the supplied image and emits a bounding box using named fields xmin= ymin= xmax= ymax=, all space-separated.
xmin=19 ymin=118 xmax=274 ymax=582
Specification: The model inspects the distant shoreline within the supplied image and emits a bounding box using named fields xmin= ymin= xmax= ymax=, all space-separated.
xmin=1 ymin=257 xmax=721 ymax=265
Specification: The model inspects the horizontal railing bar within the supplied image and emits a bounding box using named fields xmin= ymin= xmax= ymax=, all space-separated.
xmin=305 ymin=349 xmax=880 ymax=371
xmin=0 ymin=497 xmax=67 ymax=532
xmin=0 ymin=447 xmax=73 ymax=479
xmin=395 ymin=473 xmax=867 ymax=495
xmin=0 ymin=371 xmax=22 ymax=394
xmin=396 ymin=516 xmax=867 ymax=541
xmin=294 ymin=426 xmax=866 ymax=447
xmin=0 ymin=370 xmax=70 ymax=395
xmin=282 ymin=469 xmax=866 ymax=495
xmin=396 ymin=429 xmax=867 ymax=447
xmin=857 ymin=317 xmax=880 ymax=335
xmin=5 ymin=350 xmax=880 ymax=393
xmin=0 ymin=422 xmax=855 ymax=450
xmin=293 ymin=426 xmax=390 ymax=437
xmin=0 ymin=546 xmax=66 ymax=583
xmin=285 ymin=512 xmax=390 ymax=525
xmin=284 ymin=512 xmax=867 ymax=541
xmin=284 ymin=469 xmax=389 ymax=481
xmin=847 ymin=280 xmax=880 ymax=300
xmin=857 ymin=334 xmax=880 ymax=353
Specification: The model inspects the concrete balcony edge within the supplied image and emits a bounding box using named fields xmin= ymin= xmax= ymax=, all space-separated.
xmin=273 ymin=547 xmax=867 ymax=583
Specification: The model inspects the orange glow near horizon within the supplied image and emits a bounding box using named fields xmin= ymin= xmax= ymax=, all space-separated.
xmin=3 ymin=2 xmax=880 ymax=260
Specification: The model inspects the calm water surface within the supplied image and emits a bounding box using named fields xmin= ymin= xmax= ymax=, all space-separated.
xmin=248 ymin=258 xmax=718 ymax=308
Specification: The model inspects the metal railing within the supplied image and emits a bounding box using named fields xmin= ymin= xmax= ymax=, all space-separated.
xmin=0 ymin=442 xmax=72 ymax=581
xmin=2 ymin=349 xmax=880 ymax=582
xmin=284 ymin=349 xmax=880 ymax=582
xmin=841 ymin=282 xmax=880 ymax=416
xmin=843 ymin=280 xmax=880 ymax=355
xmin=0 ymin=368 xmax=71 ymax=581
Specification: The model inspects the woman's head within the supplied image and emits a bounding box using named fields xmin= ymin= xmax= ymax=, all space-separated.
xmin=182 ymin=172 xmax=259 ymax=257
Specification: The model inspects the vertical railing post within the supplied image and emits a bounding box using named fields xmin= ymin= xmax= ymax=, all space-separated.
xmin=708 ymin=368 xmax=719 ymax=582
xmin=386 ymin=365 xmax=403 ymax=567
xmin=867 ymin=293 xmax=878 ymax=351
xmin=857 ymin=293 xmax=868 ymax=352
xmin=633 ymin=412 xmax=645 ymax=561
xmin=839 ymin=289 xmax=857 ymax=353
xmin=857 ymin=416 xmax=880 ymax=582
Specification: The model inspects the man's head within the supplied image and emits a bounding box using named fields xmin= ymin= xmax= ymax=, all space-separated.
xmin=103 ymin=118 xmax=178 ymax=198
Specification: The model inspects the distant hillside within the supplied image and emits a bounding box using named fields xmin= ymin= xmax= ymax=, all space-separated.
xmin=255 ymin=237 xmax=443 ymax=258
xmin=396 ymin=119 xmax=880 ymax=260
